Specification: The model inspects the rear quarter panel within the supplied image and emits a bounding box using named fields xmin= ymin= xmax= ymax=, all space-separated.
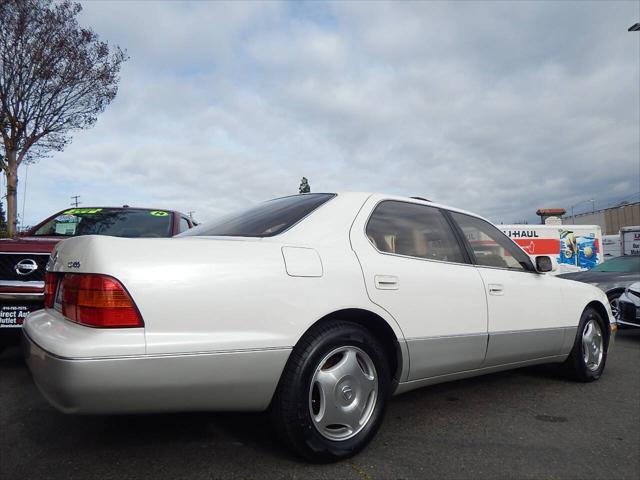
xmin=46 ymin=194 xmax=403 ymax=356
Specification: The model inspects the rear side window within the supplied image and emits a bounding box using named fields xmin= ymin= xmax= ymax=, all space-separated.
xmin=450 ymin=212 xmax=533 ymax=271
xmin=366 ymin=201 xmax=465 ymax=263
xmin=181 ymin=194 xmax=335 ymax=238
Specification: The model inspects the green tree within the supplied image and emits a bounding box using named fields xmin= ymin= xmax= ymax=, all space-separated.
xmin=0 ymin=0 xmax=127 ymax=236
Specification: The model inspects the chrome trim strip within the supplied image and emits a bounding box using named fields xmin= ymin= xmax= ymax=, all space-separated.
xmin=403 ymin=326 xmax=573 ymax=342
xmin=490 ymin=326 xmax=572 ymax=336
xmin=22 ymin=330 xmax=291 ymax=362
xmin=0 ymin=280 xmax=45 ymax=289
xmin=0 ymin=293 xmax=43 ymax=301
xmin=405 ymin=332 xmax=487 ymax=341
xmin=0 ymin=252 xmax=50 ymax=256
xmin=472 ymin=263 xmax=539 ymax=274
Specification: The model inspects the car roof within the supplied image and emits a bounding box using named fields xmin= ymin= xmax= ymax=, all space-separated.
xmin=329 ymin=192 xmax=490 ymax=223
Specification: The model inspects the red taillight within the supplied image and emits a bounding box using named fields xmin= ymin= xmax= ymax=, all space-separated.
xmin=44 ymin=272 xmax=57 ymax=309
xmin=58 ymin=274 xmax=143 ymax=328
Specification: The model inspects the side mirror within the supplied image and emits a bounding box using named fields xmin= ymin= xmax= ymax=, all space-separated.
xmin=535 ymin=256 xmax=555 ymax=273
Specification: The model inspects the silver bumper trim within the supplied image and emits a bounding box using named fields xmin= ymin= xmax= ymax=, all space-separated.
xmin=23 ymin=331 xmax=291 ymax=414
xmin=0 ymin=280 xmax=45 ymax=289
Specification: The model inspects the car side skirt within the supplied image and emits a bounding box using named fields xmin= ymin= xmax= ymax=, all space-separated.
xmin=394 ymin=353 xmax=569 ymax=396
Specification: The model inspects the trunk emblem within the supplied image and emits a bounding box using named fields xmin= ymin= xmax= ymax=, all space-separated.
xmin=15 ymin=259 xmax=39 ymax=276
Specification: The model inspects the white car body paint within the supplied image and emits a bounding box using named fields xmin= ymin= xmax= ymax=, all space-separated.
xmin=23 ymin=192 xmax=614 ymax=414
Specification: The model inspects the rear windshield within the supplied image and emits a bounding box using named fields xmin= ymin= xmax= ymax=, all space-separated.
xmin=31 ymin=208 xmax=173 ymax=238
xmin=181 ymin=194 xmax=335 ymax=238
xmin=590 ymin=255 xmax=640 ymax=273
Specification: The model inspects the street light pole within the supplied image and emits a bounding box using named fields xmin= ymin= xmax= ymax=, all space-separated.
xmin=570 ymin=199 xmax=594 ymax=224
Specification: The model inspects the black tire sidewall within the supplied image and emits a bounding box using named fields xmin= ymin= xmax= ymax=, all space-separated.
xmin=279 ymin=322 xmax=391 ymax=462
xmin=571 ymin=308 xmax=607 ymax=381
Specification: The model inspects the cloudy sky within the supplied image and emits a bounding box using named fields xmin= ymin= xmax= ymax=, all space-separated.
xmin=16 ymin=0 xmax=640 ymax=227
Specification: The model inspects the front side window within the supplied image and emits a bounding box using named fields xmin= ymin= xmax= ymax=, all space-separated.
xmin=31 ymin=208 xmax=173 ymax=238
xmin=366 ymin=201 xmax=465 ymax=263
xmin=450 ymin=212 xmax=533 ymax=271
xmin=181 ymin=193 xmax=335 ymax=238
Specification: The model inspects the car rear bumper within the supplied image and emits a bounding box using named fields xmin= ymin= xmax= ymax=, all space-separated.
xmin=23 ymin=330 xmax=291 ymax=414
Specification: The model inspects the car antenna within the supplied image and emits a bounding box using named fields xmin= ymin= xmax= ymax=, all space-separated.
xmin=411 ymin=196 xmax=431 ymax=202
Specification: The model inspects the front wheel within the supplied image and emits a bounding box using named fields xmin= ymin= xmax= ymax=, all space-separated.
xmin=608 ymin=292 xmax=622 ymax=322
xmin=562 ymin=307 xmax=607 ymax=382
xmin=270 ymin=321 xmax=391 ymax=462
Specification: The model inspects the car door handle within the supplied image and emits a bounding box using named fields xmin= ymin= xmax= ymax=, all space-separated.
xmin=488 ymin=284 xmax=504 ymax=296
xmin=375 ymin=275 xmax=399 ymax=290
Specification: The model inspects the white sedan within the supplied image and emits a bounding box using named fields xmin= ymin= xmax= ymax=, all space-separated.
xmin=23 ymin=193 xmax=615 ymax=461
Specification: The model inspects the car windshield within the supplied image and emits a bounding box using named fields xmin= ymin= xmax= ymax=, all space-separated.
xmin=30 ymin=208 xmax=173 ymax=238
xmin=590 ymin=255 xmax=640 ymax=273
xmin=181 ymin=193 xmax=335 ymax=238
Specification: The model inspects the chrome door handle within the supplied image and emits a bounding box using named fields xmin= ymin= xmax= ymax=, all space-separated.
xmin=488 ymin=284 xmax=504 ymax=296
xmin=375 ymin=275 xmax=399 ymax=290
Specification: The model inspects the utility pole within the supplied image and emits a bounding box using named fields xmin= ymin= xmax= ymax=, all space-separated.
xmin=188 ymin=211 xmax=195 ymax=221
xmin=70 ymin=195 xmax=81 ymax=208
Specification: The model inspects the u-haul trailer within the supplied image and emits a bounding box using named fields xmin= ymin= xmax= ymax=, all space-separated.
xmin=499 ymin=224 xmax=603 ymax=275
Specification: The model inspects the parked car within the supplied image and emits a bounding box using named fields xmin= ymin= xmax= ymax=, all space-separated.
xmin=23 ymin=193 xmax=614 ymax=462
xmin=0 ymin=207 xmax=195 ymax=347
xmin=617 ymin=282 xmax=640 ymax=328
xmin=558 ymin=255 xmax=640 ymax=320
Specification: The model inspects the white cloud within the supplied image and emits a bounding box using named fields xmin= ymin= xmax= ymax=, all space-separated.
xmin=18 ymin=0 xmax=640 ymax=228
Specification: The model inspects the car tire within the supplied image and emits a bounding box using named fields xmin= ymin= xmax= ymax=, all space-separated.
xmin=562 ymin=307 xmax=607 ymax=382
xmin=270 ymin=320 xmax=391 ymax=462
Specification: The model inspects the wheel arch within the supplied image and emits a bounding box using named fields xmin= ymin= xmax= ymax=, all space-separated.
xmin=304 ymin=308 xmax=406 ymax=391
xmin=585 ymin=300 xmax=611 ymax=349
xmin=605 ymin=287 xmax=626 ymax=299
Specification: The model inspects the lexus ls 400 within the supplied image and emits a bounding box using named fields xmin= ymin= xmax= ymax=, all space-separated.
xmin=22 ymin=193 xmax=615 ymax=461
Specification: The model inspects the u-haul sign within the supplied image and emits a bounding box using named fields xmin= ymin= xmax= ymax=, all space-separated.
xmin=500 ymin=224 xmax=603 ymax=274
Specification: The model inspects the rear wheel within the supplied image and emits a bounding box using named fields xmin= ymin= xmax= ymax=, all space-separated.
xmin=270 ymin=321 xmax=391 ymax=462
xmin=562 ymin=307 xmax=607 ymax=381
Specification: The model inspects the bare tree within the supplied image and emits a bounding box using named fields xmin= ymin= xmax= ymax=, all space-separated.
xmin=0 ymin=0 xmax=127 ymax=235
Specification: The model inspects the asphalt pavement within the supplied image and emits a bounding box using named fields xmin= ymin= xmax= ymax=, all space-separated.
xmin=1 ymin=330 xmax=638 ymax=480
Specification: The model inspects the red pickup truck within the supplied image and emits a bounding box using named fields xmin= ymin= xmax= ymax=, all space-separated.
xmin=0 ymin=206 xmax=194 ymax=348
